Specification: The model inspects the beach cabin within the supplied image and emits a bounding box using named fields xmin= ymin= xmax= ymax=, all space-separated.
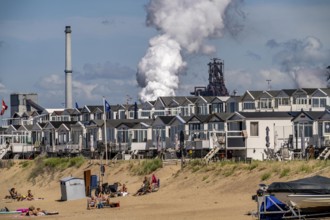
xmin=60 ymin=177 xmax=86 ymax=201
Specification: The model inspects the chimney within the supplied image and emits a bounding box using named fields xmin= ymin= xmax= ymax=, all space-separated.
xmin=64 ymin=26 xmax=73 ymax=109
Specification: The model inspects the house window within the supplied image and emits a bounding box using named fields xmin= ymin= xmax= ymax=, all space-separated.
xmin=212 ymin=103 xmax=223 ymax=113
xmin=208 ymin=122 xmax=224 ymax=131
xmin=229 ymin=102 xmax=236 ymax=112
xmin=275 ymin=97 xmax=289 ymax=107
xmin=153 ymin=111 xmax=165 ymax=117
xmin=119 ymin=110 xmax=125 ymax=119
xmin=189 ymin=123 xmax=201 ymax=131
xmin=325 ymin=122 xmax=330 ymax=133
xmin=198 ymin=104 xmax=208 ymax=115
xmin=250 ymin=122 xmax=259 ymax=136
xmin=243 ymin=102 xmax=255 ymax=110
xmin=312 ymin=98 xmax=326 ymax=107
xmin=141 ymin=111 xmax=151 ymax=117
xmin=294 ymin=97 xmax=307 ymax=105
xmin=133 ymin=130 xmax=147 ymax=142
xmin=260 ymin=98 xmax=272 ymax=109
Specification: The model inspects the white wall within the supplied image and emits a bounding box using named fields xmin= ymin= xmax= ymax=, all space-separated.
xmin=246 ymin=119 xmax=293 ymax=160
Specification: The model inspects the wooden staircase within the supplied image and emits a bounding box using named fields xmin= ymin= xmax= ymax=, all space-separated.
xmin=0 ymin=147 xmax=8 ymax=159
xmin=204 ymin=147 xmax=221 ymax=163
xmin=317 ymin=147 xmax=330 ymax=160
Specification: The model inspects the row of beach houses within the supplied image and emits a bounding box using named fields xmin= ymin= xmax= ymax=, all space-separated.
xmin=1 ymin=88 xmax=330 ymax=161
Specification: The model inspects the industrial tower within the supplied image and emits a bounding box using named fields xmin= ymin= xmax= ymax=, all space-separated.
xmin=191 ymin=58 xmax=229 ymax=96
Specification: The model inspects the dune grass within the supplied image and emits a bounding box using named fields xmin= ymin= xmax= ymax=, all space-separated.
xmin=129 ymin=158 xmax=163 ymax=175
xmin=183 ymin=159 xmax=330 ymax=181
xmin=28 ymin=156 xmax=85 ymax=180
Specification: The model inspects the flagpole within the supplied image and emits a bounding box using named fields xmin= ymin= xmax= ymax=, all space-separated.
xmin=103 ymin=97 xmax=108 ymax=165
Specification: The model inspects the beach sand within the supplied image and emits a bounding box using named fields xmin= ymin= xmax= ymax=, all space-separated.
xmin=1 ymin=159 xmax=328 ymax=220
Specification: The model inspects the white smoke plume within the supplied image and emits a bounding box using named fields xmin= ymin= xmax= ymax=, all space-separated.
xmin=266 ymin=36 xmax=330 ymax=88
xmin=137 ymin=0 xmax=235 ymax=102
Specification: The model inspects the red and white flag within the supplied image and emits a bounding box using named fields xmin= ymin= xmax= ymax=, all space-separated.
xmin=0 ymin=99 xmax=8 ymax=116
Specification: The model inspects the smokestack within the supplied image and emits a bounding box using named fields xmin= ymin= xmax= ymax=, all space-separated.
xmin=64 ymin=26 xmax=73 ymax=109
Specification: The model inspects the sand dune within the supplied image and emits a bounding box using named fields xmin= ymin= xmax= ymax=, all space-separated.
xmin=1 ymin=159 xmax=329 ymax=220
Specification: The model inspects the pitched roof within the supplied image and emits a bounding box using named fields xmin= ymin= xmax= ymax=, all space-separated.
xmin=157 ymin=116 xmax=176 ymax=125
xmin=282 ymin=89 xmax=296 ymax=96
xmin=302 ymin=88 xmax=318 ymax=95
xmin=239 ymin=111 xmax=294 ymax=119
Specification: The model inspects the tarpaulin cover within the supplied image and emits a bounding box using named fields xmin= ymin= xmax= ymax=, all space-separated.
xmin=260 ymin=195 xmax=287 ymax=220
xmin=267 ymin=175 xmax=330 ymax=194
xmin=261 ymin=195 xmax=287 ymax=211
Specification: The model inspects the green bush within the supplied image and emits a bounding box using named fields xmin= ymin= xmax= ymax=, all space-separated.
xmin=261 ymin=172 xmax=271 ymax=181
xmin=223 ymin=165 xmax=237 ymax=177
xmin=247 ymin=162 xmax=259 ymax=171
xmin=280 ymin=167 xmax=290 ymax=178
xmin=28 ymin=156 xmax=85 ymax=180
xmin=299 ymin=164 xmax=312 ymax=173
xmin=19 ymin=160 xmax=31 ymax=168
xmin=68 ymin=156 xmax=85 ymax=168
xmin=130 ymin=159 xmax=163 ymax=175
xmin=189 ymin=159 xmax=203 ymax=167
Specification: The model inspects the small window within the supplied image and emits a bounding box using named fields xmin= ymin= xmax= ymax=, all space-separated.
xmin=250 ymin=122 xmax=259 ymax=136
xmin=325 ymin=122 xmax=330 ymax=133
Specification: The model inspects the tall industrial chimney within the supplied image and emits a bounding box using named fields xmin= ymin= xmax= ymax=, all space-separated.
xmin=64 ymin=26 xmax=73 ymax=109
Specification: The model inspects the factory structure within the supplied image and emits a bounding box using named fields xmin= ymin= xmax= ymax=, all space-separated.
xmin=64 ymin=26 xmax=73 ymax=109
xmin=191 ymin=58 xmax=229 ymax=97
xmin=1 ymin=26 xmax=330 ymax=162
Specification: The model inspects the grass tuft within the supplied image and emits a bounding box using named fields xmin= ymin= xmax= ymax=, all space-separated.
xmin=280 ymin=167 xmax=290 ymax=178
xmin=129 ymin=159 xmax=163 ymax=175
xmin=28 ymin=156 xmax=85 ymax=180
xmin=261 ymin=172 xmax=271 ymax=181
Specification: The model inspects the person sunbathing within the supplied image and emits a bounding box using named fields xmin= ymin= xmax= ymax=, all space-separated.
xmin=120 ymin=184 xmax=128 ymax=196
xmin=151 ymin=174 xmax=159 ymax=190
xmin=133 ymin=176 xmax=151 ymax=196
xmin=87 ymin=196 xmax=97 ymax=210
xmin=122 ymin=184 xmax=127 ymax=193
xmin=26 ymin=190 xmax=34 ymax=201
xmin=9 ymin=188 xmax=19 ymax=199
xmin=24 ymin=206 xmax=58 ymax=216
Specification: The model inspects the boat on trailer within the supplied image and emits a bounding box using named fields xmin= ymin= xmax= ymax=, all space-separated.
xmin=267 ymin=175 xmax=330 ymax=213
xmin=253 ymin=175 xmax=330 ymax=219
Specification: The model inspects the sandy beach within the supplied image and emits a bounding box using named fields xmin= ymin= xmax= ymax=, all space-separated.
xmin=1 ymin=159 xmax=329 ymax=220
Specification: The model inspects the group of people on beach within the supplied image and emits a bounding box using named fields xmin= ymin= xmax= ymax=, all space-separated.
xmin=25 ymin=206 xmax=47 ymax=216
xmin=133 ymin=174 xmax=159 ymax=196
xmin=87 ymin=183 xmax=126 ymax=209
xmin=87 ymin=173 xmax=160 ymax=209
xmin=5 ymin=188 xmax=34 ymax=201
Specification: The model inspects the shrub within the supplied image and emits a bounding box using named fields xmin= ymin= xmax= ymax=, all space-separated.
xmin=223 ymin=165 xmax=237 ymax=177
xmin=247 ymin=162 xmax=258 ymax=171
xmin=19 ymin=161 xmax=31 ymax=168
xmin=28 ymin=156 xmax=85 ymax=180
xmin=68 ymin=156 xmax=85 ymax=168
xmin=280 ymin=167 xmax=290 ymax=178
xmin=299 ymin=164 xmax=312 ymax=173
xmin=189 ymin=159 xmax=203 ymax=167
xmin=130 ymin=159 xmax=163 ymax=175
xmin=202 ymin=175 xmax=209 ymax=181
xmin=261 ymin=172 xmax=271 ymax=181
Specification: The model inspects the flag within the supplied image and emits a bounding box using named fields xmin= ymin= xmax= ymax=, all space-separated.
xmin=75 ymin=102 xmax=79 ymax=109
xmin=105 ymin=99 xmax=111 ymax=112
xmin=0 ymin=99 xmax=8 ymax=116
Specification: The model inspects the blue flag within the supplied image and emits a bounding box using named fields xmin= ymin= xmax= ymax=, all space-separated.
xmin=105 ymin=99 xmax=111 ymax=112
xmin=75 ymin=102 xmax=79 ymax=109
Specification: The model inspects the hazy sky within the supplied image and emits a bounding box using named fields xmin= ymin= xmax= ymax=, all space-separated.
xmin=0 ymin=0 xmax=329 ymax=117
